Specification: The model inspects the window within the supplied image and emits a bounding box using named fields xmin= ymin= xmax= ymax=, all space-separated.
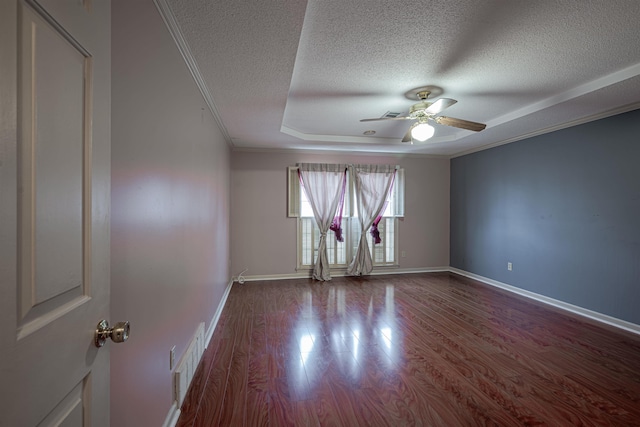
xmin=290 ymin=167 xmax=404 ymax=270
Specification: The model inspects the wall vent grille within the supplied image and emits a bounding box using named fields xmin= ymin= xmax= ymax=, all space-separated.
xmin=173 ymin=322 xmax=205 ymax=406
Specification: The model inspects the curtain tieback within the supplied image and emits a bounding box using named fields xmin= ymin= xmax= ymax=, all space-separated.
xmin=329 ymin=219 xmax=344 ymax=242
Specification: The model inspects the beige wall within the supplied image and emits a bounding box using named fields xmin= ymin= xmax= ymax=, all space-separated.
xmin=111 ymin=2 xmax=230 ymax=426
xmin=230 ymin=151 xmax=450 ymax=277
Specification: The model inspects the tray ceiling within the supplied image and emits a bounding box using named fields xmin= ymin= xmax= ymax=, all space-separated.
xmin=163 ymin=0 xmax=640 ymax=156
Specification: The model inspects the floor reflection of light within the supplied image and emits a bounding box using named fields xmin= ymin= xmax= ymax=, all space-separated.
xmin=385 ymin=285 xmax=394 ymax=316
xmin=303 ymin=291 xmax=313 ymax=318
xmin=381 ymin=327 xmax=392 ymax=350
xmin=331 ymin=330 xmax=342 ymax=351
xmin=352 ymin=329 xmax=360 ymax=361
xmin=337 ymin=288 xmax=346 ymax=315
xmin=300 ymin=333 xmax=315 ymax=364
xmin=376 ymin=318 xmax=398 ymax=368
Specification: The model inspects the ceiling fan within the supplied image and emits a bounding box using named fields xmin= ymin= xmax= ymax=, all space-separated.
xmin=360 ymin=90 xmax=486 ymax=143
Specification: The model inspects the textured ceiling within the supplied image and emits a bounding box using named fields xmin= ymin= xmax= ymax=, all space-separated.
xmin=164 ymin=0 xmax=640 ymax=156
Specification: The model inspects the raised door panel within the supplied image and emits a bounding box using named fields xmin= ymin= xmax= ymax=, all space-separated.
xmin=18 ymin=1 xmax=90 ymax=336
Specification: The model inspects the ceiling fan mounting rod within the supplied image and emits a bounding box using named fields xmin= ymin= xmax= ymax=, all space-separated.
xmin=417 ymin=90 xmax=431 ymax=100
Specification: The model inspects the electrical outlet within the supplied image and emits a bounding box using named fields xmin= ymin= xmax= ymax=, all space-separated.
xmin=170 ymin=346 xmax=176 ymax=371
xmin=507 ymin=262 xmax=513 ymax=271
xmin=401 ymin=251 xmax=406 ymax=258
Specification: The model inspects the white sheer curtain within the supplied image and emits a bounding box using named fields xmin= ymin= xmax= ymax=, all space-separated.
xmin=347 ymin=164 xmax=397 ymax=276
xmin=298 ymin=163 xmax=348 ymax=281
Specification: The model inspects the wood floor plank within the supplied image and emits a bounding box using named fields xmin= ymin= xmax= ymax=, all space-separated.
xmin=178 ymin=273 xmax=640 ymax=426
xmin=191 ymin=337 xmax=233 ymax=426
xmin=311 ymin=378 xmax=344 ymax=426
xmin=266 ymin=377 xmax=295 ymax=426
xmin=291 ymin=400 xmax=321 ymax=427
xmin=175 ymin=344 xmax=213 ymax=427
xmin=326 ymin=378 xmax=364 ymax=425
xmin=246 ymin=380 xmax=269 ymax=427
xmin=217 ymin=315 xmax=251 ymax=426
xmin=379 ymin=369 xmax=477 ymax=426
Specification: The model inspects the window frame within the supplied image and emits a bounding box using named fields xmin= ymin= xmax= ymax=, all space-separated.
xmin=291 ymin=166 xmax=404 ymax=271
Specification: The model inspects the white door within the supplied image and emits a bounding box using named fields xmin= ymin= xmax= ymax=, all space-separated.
xmin=0 ymin=0 xmax=111 ymax=426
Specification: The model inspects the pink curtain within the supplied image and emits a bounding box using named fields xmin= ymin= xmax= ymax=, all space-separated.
xmin=347 ymin=165 xmax=397 ymax=276
xmin=298 ymin=163 xmax=348 ymax=281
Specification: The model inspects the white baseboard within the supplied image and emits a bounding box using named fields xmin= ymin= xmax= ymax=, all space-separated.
xmin=239 ymin=266 xmax=450 ymax=282
xmin=163 ymin=278 xmax=234 ymax=427
xmin=449 ymin=267 xmax=640 ymax=336
xmin=161 ymin=402 xmax=180 ymax=427
xmin=370 ymin=266 xmax=450 ymax=276
xmin=205 ymin=279 xmax=234 ymax=348
xmin=239 ymin=272 xmax=311 ymax=282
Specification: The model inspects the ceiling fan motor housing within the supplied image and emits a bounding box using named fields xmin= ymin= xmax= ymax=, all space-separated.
xmin=409 ymin=101 xmax=433 ymax=118
xmin=409 ymin=90 xmax=433 ymax=118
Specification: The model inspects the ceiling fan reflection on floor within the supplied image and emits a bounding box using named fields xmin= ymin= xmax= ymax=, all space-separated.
xmin=360 ymin=90 xmax=486 ymax=143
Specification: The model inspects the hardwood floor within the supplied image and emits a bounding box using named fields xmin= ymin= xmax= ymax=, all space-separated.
xmin=176 ymin=272 xmax=640 ymax=426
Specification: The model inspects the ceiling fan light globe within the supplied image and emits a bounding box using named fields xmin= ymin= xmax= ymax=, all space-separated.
xmin=411 ymin=123 xmax=435 ymax=141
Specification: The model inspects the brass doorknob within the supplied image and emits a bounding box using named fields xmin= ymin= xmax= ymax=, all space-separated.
xmin=95 ymin=320 xmax=130 ymax=347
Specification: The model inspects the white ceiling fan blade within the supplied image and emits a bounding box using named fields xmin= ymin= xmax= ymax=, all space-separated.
xmin=401 ymin=127 xmax=412 ymax=143
xmin=435 ymin=116 xmax=486 ymax=131
xmin=424 ymin=98 xmax=457 ymax=115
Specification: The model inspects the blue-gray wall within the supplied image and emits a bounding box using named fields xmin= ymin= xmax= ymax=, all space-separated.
xmin=451 ymin=109 xmax=640 ymax=324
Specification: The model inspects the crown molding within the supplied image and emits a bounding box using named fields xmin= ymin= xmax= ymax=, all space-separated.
xmin=230 ymin=146 xmax=449 ymax=159
xmin=451 ymin=102 xmax=640 ymax=159
xmin=153 ymin=0 xmax=233 ymax=147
